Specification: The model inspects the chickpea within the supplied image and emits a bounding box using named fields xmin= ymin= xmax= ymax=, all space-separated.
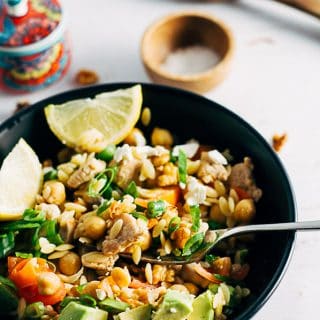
xmin=209 ymin=204 xmax=226 ymax=224
xmin=37 ymin=272 xmax=62 ymax=296
xmin=42 ymin=181 xmax=66 ymax=205
xmin=137 ymin=231 xmax=152 ymax=251
xmin=58 ymin=252 xmax=81 ymax=276
xmin=233 ymin=199 xmax=256 ymax=224
xmin=151 ymin=127 xmax=173 ymax=147
xmin=82 ymin=215 xmax=107 ymax=240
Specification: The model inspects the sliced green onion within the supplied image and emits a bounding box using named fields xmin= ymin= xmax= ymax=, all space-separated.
xmin=15 ymin=252 xmax=33 ymax=259
xmin=97 ymin=199 xmax=112 ymax=216
xmin=41 ymin=220 xmax=64 ymax=245
xmin=172 ymin=248 xmax=181 ymax=256
xmin=182 ymin=232 xmax=204 ymax=256
xmin=147 ymin=200 xmax=167 ymax=218
xmin=168 ymin=216 xmax=181 ymax=234
xmin=169 ymin=151 xmax=178 ymax=163
xmin=43 ymin=169 xmax=58 ymax=181
xmin=178 ymin=149 xmax=187 ymax=187
xmin=124 ymin=181 xmax=138 ymax=198
xmin=88 ymin=167 xmax=117 ymax=198
xmin=99 ymin=298 xmax=129 ymax=313
xmin=96 ymin=145 xmax=116 ymax=162
xmin=60 ymin=296 xmax=79 ymax=309
xmin=208 ymin=283 xmax=219 ymax=294
xmin=189 ymin=205 xmax=200 ymax=232
xmin=79 ymin=294 xmax=97 ymax=307
xmin=23 ymin=209 xmax=46 ymax=222
xmin=131 ymin=212 xmax=148 ymax=222
xmin=0 ymin=232 xmax=15 ymax=258
xmin=24 ymin=301 xmax=45 ymax=319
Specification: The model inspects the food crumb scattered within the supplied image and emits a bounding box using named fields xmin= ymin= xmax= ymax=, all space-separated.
xmin=75 ymin=69 xmax=99 ymax=85
xmin=14 ymin=101 xmax=30 ymax=113
xmin=272 ymin=133 xmax=287 ymax=152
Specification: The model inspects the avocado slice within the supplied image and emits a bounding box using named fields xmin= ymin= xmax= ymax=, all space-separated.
xmin=116 ymin=304 xmax=152 ymax=320
xmin=188 ymin=290 xmax=214 ymax=320
xmin=59 ymin=301 xmax=108 ymax=320
xmin=152 ymin=289 xmax=193 ymax=320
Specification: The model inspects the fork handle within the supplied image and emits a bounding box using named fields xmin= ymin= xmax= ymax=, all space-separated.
xmin=273 ymin=0 xmax=320 ymax=19
xmin=225 ymin=220 xmax=320 ymax=238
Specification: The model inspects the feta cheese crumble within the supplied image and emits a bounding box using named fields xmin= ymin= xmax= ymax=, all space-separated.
xmin=185 ymin=176 xmax=207 ymax=206
xmin=208 ymin=149 xmax=228 ymax=165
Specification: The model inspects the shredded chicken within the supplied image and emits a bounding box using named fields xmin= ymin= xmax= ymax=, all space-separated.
xmin=67 ymin=154 xmax=106 ymax=189
xmin=180 ymin=263 xmax=210 ymax=288
xmin=228 ymin=157 xmax=262 ymax=202
xmin=102 ymin=213 xmax=145 ymax=255
xmin=115 ymin=158 xmax=142 ymax=189
xmin=197 ymin=152 xmax=229 ymax=184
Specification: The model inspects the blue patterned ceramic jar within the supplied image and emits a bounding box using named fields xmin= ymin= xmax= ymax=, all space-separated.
xmin=0 ymin=0 xmax=70 ymax=92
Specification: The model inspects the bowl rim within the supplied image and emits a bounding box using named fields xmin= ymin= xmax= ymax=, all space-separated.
xmin=140 ymin=10 xmax=235 ymax=82
xmin=0 ymin=82 xmax=297 ymax=320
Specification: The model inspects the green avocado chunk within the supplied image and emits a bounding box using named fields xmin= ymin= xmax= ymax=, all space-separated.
xmin=152 ymin=289 xmax=193 ymax=320
xmin=116 ymin=304 xmax=152 ymax=320
xmin=188 ymin=290 xmax=214 ymax=320
xmin=59 ymin=301 xmax=108 ymax=320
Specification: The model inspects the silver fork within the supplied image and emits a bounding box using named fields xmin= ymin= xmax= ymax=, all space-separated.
xmin=120 ymin=220 xmax=320 ymax=265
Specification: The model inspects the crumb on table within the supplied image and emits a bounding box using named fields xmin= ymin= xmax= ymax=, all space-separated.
xmin=272 ymin=133 xmax=288 ymax=152
xmin=75 ymin=69 xmax=99 ymax=85
xmin=14 ymin=101 xmax=30 ymax=113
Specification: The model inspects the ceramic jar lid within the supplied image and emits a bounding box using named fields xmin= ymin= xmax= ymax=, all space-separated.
xmin=0 ymin=0 xmax=65 ymax=54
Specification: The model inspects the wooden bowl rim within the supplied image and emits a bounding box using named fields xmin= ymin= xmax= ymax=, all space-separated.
xmin=141 ymin=10 xmax=235 ymax=83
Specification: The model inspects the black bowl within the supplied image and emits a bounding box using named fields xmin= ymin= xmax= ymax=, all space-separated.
xmin=0 ymin=83 xmax=296 ymax=319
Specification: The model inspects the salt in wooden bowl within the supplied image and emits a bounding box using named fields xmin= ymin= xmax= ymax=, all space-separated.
xmin=141 ymin=11 xmax=235 ymax=93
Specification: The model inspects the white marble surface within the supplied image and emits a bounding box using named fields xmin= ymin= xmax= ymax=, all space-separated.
xmin=1 ymin=0 xmax=320 ymax=318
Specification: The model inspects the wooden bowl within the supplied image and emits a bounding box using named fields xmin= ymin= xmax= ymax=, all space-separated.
xmin=141 ymin=11 xmax=235 ymax=93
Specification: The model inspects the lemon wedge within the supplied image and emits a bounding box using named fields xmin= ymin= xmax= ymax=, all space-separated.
xmin=0 ymin=139 xmax=42 ymax=221
xmin=44 ymin=85 xmax=143 ymax=151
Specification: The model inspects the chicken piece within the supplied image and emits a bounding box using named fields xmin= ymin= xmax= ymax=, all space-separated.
xmin=102 ymin=213 xmax=146 ymax=255
xmin=197 ymin=155 xmax=229 ymax=184
xmin=228 ymin=157 xmax=262 ymax=202
xmin=180 ymin=263 xmax=210 ymax=288
xmin=67 ymin=154 xmax=106 ymax=189
xmin=115 ymin=158 xmax=142 ymax=189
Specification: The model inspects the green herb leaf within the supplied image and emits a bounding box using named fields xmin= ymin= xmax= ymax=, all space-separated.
xmin=131 ymin=212 xmax=148 ymax=222
xmin=208 ymin=220 xmax=225 ymax=230
xmin=168 ymin=216 xmax=181 ymax=234
xmin=0 ymin=275 xmax=17 ymax=292
xmin=124 ymin=181 xmax=138 ymax=198
xmin=147 ymin=200 xmax=167 ymax=218
xmin=205 ymin=254 xmax=218 ymax=264
xmin=96 ymin=145 xmax=116 ymax=162
xmin=0 ymin=221 xmax=40 ymax=232
xmin=40 ymin=220 xmax=64 ymax=245
xmin=190 ymin=205 xmax=200 ymax=232
xmin=43 ymin=169 xmax=58 ymax=181
xmin=0 ymin=232 xmax=15 ymax=258
xmin=182 ymin=232 xmax=204 ymax=256
xmin=178 ymin=149 xmax=187 ymax=187
xmin=99 ymin=297 xmax=129 ymax=313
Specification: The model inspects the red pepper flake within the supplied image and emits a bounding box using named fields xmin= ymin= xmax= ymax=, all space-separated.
xmin=272 ymin=133 xmax=288 ymax=152
xmin=75 ymin=69 xmax=99 ymax=85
